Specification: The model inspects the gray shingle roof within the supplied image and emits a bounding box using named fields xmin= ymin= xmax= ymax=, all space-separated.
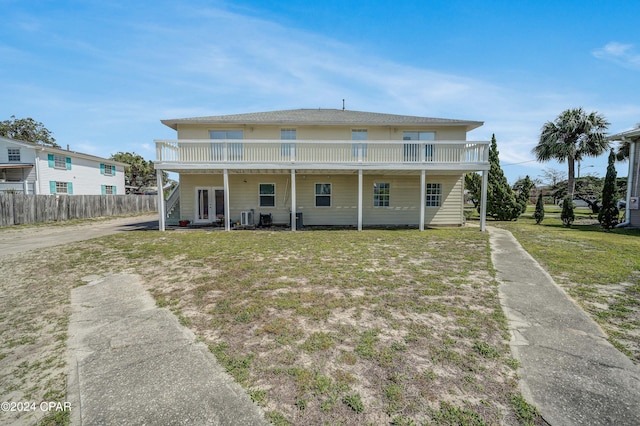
xmin=161 ymin=109 xmax=483 ymax=131
xmin=608 ymin=127 xmax=640 ymax=141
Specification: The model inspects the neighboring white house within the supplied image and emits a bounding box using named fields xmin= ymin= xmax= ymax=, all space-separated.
xmin=153 ymin=109 xmax=490 ymax=231
xmin=608 ymin=127 xmax=640 ymax=227
xmin=0 ymin=136 xmax=126 ymax=195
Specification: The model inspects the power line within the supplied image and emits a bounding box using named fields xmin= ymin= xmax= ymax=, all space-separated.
xmin=501 ymin=159 xmax=538 ymax=166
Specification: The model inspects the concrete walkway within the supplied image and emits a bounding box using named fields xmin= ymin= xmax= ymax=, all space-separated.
xmin=0 ymin=214 xmax=158 ymax=256
xmin=488 ymin=226 xmax=640 ymax=425
xmin=67 ymin=273 xmax=267 ymax=426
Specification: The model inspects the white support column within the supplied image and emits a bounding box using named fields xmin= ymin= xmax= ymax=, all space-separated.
xmin=156 ymin=169 xmax=165 ymax=232
xmin=291 ymin=169 xmax=297 ymax=231
xmin=624 ymin=141 xmax=636 ymax=224
xmin=480 ymin=170 xmax=488 ymax=232
xmin=358 ymin=169 xmax=363 ymax=231
xmin=223 ymin=169 xmax=230 ymax=231
xmin=419 ymin=169 xmax=426 ymax=231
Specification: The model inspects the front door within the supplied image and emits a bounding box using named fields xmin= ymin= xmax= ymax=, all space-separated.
xmin=195 ymin=187 xmax=213 ymax=223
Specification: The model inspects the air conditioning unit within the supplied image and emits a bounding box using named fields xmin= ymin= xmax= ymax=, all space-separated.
xmin=241 ymin=210 xmax=254 ymax=226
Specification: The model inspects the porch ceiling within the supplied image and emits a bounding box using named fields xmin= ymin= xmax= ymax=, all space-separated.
xmin=0 ymin=164 xmax=34 ymax=169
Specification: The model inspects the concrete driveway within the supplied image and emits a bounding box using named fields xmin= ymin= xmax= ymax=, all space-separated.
xmin=0 ymin=214 xmax=158 ymax=257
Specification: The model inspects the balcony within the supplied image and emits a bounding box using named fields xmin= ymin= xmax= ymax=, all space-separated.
xmin=0 ymin=181 xmax=35 ymax=194
xmin=155 ymin=139 xmax=489 ymax=172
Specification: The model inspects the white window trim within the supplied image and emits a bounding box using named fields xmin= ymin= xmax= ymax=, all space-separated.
xmin=56 ymin=181 xmax=68 ymax=194
xmin=104 ymin=164 xmax=115 ymax=176
xmin=54 ymin=155 xmax=66 ymax=170
xmin=259 ymin=183 xmax=276 ymax=208
xmin=315 ymin=183 xmax=332 ymax=207
xmin=7 ymin=148 xmax=20 ymax=162
xmin=373 ymin=182 xmax=390 ymax=207
xmin=425 ymin=183 xmax=442 ymax=207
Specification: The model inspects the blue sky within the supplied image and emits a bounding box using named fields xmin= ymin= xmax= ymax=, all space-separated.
xmin=2 ymin=0 xmax=639 ymax=183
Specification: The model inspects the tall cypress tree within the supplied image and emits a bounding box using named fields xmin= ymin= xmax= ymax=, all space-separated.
xmin=514 ymin=175 xmax=534 ymax=214
xmin=534 ymin=193 xmax=545 ymax=224
xmin=598 ymin=150 xmax=619 ymax=230
xmin=486 ymin=134 xmax=520 ymax=220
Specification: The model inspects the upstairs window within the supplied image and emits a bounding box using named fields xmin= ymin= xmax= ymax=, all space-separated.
xmin=403 ymin=131 xmax=435 ymax=161
xmin=351 ymin=129 xmax=368 ymax=158
xmin=7 ymin=148 xmax=20 ymax=162
xmin=101 ymin=164 xmax=115 ymax=176
xmin=209 ymin=130 xmax=243 ymax=160
xmin=209 ymin=130 xmax=243 ymax=139
xmin=55 ymin=155 xmax=66 ymax=169
xmin=281 ymin=129 xmax=296 ymax=140
xmin=281 ymin=128 xmax=296 ymax=157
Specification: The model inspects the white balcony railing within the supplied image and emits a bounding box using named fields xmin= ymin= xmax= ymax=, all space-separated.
xmin=0 ymin=181 xmax=35 ymax=194
xmin=155 ymin=139 xmax=489 ymax=168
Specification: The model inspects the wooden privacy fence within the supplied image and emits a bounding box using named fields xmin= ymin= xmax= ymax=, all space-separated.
xmin=0 ymin=194 xmax=157 ymax=227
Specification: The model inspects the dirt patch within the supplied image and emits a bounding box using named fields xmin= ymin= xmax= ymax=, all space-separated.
xmin=1 ymin=228 xmax=544 ymax=425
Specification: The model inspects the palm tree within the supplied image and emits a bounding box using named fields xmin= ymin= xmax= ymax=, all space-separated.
xmin=532 ymin=108 xmax=610 ymax=200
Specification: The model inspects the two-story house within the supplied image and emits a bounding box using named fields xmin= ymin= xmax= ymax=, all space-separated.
xmin=0 ymin=136 xmax=126 ymax=195
xmin=154 ymin=109 xmax=490 ymax=231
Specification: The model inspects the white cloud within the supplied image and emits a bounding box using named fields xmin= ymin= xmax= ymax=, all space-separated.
xmin=592 ymin=42 xmax=640 ymax=70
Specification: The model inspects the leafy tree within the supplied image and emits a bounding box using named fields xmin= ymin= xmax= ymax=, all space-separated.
xmin=532 ymin=108 xmax=609 ymax=200
xmin=110 ymin=152 xmax=166 ymax=193
xmin=486 ymin=134 xmax=521 ymax=221
xmin=513 ymin=175 xmax=534 ymax=214
xmin=560 ymin=197 xmax=575 ymax=227
xmin=0 ymin=115 xmax=59 ymax=147
xmin=534 ymin=193 xmax=545 ymax=224
xmin=464 ymin=172 xmax=482 ymax=209
xmin=598 ymin=150 xmax=619 ymax=230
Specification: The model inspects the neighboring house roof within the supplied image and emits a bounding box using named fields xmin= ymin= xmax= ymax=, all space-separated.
xmin=608 ymin=127 xmax=640 ymax=141
xmin=0 ymin=136 xmax=128 ymax=167
xmin=161 ymin=109 xmax=484 ymax=131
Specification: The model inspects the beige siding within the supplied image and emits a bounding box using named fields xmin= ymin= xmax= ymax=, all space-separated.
xmin=179 ymin=172 xmax=463 ymax=226
xmin=176 ymin=124 xmax=469 ymax=141
xmin=178 ymin=174 xmax=224 ymax=222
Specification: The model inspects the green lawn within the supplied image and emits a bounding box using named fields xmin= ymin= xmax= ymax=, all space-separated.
xmin=0 ymin=226 xmax=550 ymax=426
xmin=488 ymin=205 xmax=640 ymax=361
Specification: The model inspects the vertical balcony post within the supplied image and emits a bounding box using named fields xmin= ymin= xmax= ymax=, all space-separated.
xmin=358 ymin=169 xmax=363 ymax=230
xmin=223 ymin=169 xmax=230 ymax=231
xmin=291 ymin=169 xmax=297 ymax=231
xmin=480 ymin=170 xmax=488 ymax=232
xmin=156 ymin=169 xmax=165 ymax=232
xmin=420 ymin=169 xmax=426 ymax=231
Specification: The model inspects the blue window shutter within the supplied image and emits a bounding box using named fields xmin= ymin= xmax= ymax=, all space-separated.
xmin=48 ymin=154 xmax=54 ymax=168
xmin=66 ymin=157 xmax=72 ymax=170
xmin=49 ymin=181 xmax=56 ymax=194
xmin=100 ymin=163 xmax=105 ymax=175
xmin=67 ymin=182 xmax=73 ymax=194
xmin=113 ymin=186 xmax=117 ymax=195
xmin=101 ymin=185 xmax=106 ymax=195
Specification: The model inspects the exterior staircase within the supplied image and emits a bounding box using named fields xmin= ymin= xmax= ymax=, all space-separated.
xmin=165 ymin=184 xmax=180 ymax=226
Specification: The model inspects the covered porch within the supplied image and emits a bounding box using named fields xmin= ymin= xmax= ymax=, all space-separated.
xmin=0 ymin=164 xmax=35 ymax=194
xmin=155 ymin=167 xmax=489 ymax=232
